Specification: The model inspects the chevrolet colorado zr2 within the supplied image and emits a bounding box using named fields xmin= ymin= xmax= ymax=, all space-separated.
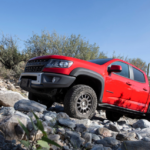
xmin=19 ymin=55 xmax=150 ymax=121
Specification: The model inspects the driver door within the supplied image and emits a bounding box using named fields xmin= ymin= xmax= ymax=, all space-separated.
xmin=103 ymin=61 xmax=132 ymax=108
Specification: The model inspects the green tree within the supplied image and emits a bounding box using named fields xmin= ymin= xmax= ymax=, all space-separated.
xmin=0 ymin=35 xmax=27 ymax=70
xmin=25 ymin=30 xmax=100 ymax=60
xmin=128 ymin=58 xmax=147 ymax=72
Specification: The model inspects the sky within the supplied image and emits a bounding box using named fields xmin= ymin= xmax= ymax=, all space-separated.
xmin=0 ymin=0 xmax=150 ymax=64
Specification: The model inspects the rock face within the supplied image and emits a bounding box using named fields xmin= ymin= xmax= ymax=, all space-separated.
xmin=14 ymin=99 xmax=47 ymax=112
xmin=0 ymin=90 xmax=25 ymax=107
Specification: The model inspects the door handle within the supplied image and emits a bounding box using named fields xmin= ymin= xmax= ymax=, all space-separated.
xmin=126 ymin=82 xmax=132 ymax=86
xmin=143 ymin=88 xmax=147 ymax=91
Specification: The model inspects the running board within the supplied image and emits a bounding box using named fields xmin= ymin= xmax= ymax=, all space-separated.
xmin=98 ymin=103 xmax=146 ymax=116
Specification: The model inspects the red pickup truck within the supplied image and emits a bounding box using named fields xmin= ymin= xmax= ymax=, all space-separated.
xmin=19 ymin=55 xmax=150 ymax=121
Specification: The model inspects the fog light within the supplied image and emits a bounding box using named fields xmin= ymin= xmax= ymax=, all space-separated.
xmin=52 ymin=77 xmax=56 ymax=83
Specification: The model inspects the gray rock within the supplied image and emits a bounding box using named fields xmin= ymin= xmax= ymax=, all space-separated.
xmin=58 ymin=118 xmax=76 ymax=129
xmin=14 ymin=99 xmax=47 ymax=113
xmin=91 ymin=144 xmax=112 ymax=150
xmin=15 ymin=124 xmax=25 ymax=139
xmin=121 ymin=140 xmax=150 ymax=150
xmin=15 ymin=111 xmax=30 ymax=121
xmin=109 ymin=124 xmax=120 ymax=132
xmin=142 ymin=137 xmax=150 ymax=142
xmin=96 ymin=137 xmax=119 ymax=147
xmin=27 ymin=111 xmax=43 ymax=121
xmin=87 ymin=125 xmax=103 ymax=133
xmin=63 ymin=145 xmax=70 ymax=150
xmin=56 ymin=112 xmax=69 ymax=120
xmin=57 ymin=128 xmax=65 ymax=135
xmin=82 ymin=132 xmax=92 ymax=143
xmin=27 ymin=122 xmax=34 ymax=131
xmin=136 ymin=133 xmax=142 ymax=140
xmin=0 ymin=130 xmax=5 ymax=146
xmin=84 ymin=142 xmax=93 ymax=149
xmin=45 ymin=126 xmax=54 ymax=134
xmin=136 ymin=128 xmax=150 ymax=138
xmin=75 ymin=124 xmax=87 ymax=133
xmin=92 ymin=134 xmax=100 ymax=141
xmin=0 ymin=130 xmax=24 ymax=150
xmin=0 ymin=113 xmax=29 ymax=140
xmin=116 ymin=132 xmax=136 ymax=141
xmin=48 ymin=134 xmax=60 ymax=141
xmin=0 ymin=90 xmax=25 ymax=107
xmin=0 ymin=107 xmax=15 ymax=116
xmin=111 ymin=132 xmax=118 ymax=138
xmin=44 ymin=115 xmax=53 ymax=121
xmin=73 ymin=118 xmax=91 ymax=126
xmin=65 ymin=131 xmax=84 ymax=148
xmin=44 ymin=111 xmax=57 ymax=118
xmin=96 ymin=127 xmax=112 ymax=137
xmin=49 ymin=103 xmax=64 ymax=112
xmin=133 ymin=119 xmax=150 ymax=129
xmin=103 ymin=120 xmax=110 ymax=124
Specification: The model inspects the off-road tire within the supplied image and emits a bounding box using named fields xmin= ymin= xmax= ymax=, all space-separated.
xmin=64 ymin=84 xmax=97 ymax=119
xmin=106 ymin=110 xmax=122 ymax=122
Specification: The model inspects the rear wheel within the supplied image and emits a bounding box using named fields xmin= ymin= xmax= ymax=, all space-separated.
xmin=28 ymin=92 xmax=53 ymax=108
xmin=106 ymin=110 xmax=122 ymax=122
xmin=64 ymin=84 xmax=97 ymax=119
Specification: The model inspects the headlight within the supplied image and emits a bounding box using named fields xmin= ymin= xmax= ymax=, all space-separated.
xmin=46 ymin=59 xmax=73 ymax=68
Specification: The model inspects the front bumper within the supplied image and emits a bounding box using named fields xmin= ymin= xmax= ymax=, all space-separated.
xmin=19 ymin=72 xmax=76 ymax=90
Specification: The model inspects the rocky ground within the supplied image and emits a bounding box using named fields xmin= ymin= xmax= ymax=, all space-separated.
xmin=0 ymin=79 xmax=28 ymax=97
xmin=0 ymin=85 xmax=150 ymax=150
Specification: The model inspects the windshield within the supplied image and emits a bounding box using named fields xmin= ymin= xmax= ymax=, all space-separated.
xmin=88 ymin=58 xmax=113 ymax=65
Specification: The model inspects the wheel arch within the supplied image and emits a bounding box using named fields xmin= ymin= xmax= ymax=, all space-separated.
xmin=70 ymin=68 xmax=104 ymax=103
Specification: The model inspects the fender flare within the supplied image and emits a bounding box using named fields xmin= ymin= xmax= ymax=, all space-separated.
xmin=70 ymin=68 xmax=104 ymax=103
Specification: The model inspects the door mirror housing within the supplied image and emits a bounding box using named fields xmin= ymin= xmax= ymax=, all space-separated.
xmin=109 ymin=65 xmax=122 ymax=72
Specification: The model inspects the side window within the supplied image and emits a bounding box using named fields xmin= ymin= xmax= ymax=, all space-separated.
xmin=132 ymin=67 xmax=145 ymax=83
xmin=111 ymin=61 xmax=129 ymax=78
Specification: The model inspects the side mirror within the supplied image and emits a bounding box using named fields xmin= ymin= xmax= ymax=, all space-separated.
xmin=109 ymin=65 xmax=122 ymax=72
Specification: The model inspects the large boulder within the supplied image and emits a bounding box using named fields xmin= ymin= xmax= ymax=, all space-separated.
xmin=0 ymin=111 xmax=29 ymax=141
xmin=14 ymin=99 xmax=47 ymax=113
xmin=0 ymin=90 xmax=25 ymax=107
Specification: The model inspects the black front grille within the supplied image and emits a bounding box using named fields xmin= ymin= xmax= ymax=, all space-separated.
xmin=25 ymin=59 xmax=49 ymax=72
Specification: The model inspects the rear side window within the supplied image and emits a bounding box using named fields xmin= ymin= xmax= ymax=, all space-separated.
xmin=133 ymin=67 xmax=145 ymax=83
xmin=111 ymin=61 xmax=129 ymax=78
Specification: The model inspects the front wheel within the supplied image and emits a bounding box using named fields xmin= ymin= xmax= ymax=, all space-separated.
xmin=106 ymin=110 xmax=122 ymax=122
xmin=64 ymin=84 xmax=97 ymax=119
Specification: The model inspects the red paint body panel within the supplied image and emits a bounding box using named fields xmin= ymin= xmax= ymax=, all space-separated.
xmin=29 ymin=55 xmax=150 ymax=113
